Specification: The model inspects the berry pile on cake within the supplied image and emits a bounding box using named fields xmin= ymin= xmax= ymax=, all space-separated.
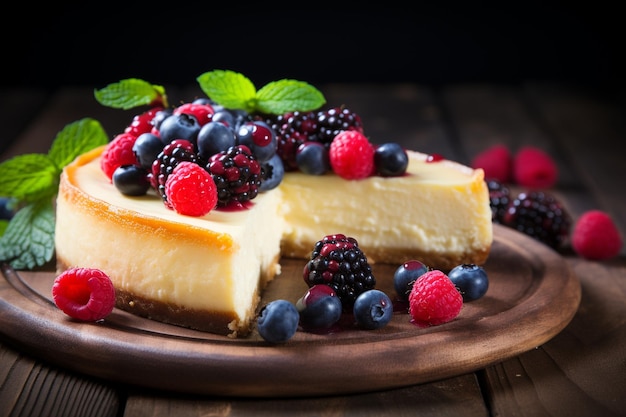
xmin=54 ymin=70 xmax=493 ymax=337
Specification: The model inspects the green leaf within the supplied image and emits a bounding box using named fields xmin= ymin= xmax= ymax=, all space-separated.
xmin=0 ymin=220 xmax=7 ymax=236
xmin=94 ymin=78 xmax=167 ymax=109
xmin=197 ymin=70 xmax=258 ymax=112
xmin=0 ymin=154 xmax=59 ymax=202
xmin=0 ymin=200 xmax=55 ymax=269
xmin=256 ymin=80 xmax=326 ymax=114
xmin=47 ymin=118 xmax=109 ymax=168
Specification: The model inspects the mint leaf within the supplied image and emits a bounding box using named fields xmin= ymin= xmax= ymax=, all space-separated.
xmin=256 ymin=80 xmax=326 ymax=114
xmin=94 ymin=78 xmax=167 ymax=109
xmin=0 ymin=200 xmax=55 ymax=269
xmin=197 ymin=70 xmax=258 ymax=112
xmin=0 ymin=154 xmax=58 ymax=203
xmin=196 ymin=69 xmax=326 ymax=115
xmin=48 ymin=118 xmax=109 ymax=168
xmin=0 ymin=220 xmax=7 ymax=236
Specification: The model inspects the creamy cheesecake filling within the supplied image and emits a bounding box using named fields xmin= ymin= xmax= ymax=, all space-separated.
xmin=280 ymin=151 xmax=492 ymax=268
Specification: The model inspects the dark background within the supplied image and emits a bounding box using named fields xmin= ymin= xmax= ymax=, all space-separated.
xmin=3 ymin=3 xmax=623 ymax=92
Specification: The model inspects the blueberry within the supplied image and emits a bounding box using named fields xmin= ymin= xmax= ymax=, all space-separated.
xmin=150 ymin=108 xmax=173 ymax=132
xmin=158 ymin=113 xmax=201 ymax=145
xmin=0 ymin=197 xmax=15 ymax=220
xmin=259 ymin=153 xmax=284 ymax=191
xmin=448 ymin=264 xmax=489 ymax=301
xmin=257 ymin=299 xmax=299 ymax=343
xmin=133 ymin=132 xmax=164 ymax=170
xmin=353 ymin=289 xmax=393 ymax=330
xmin=374 ymin=142 xmax=409 ymax=176
xmin=296 ymin=142 xmax=330 ymax=175
xmin=112 ymin=165 xmax=151 ymax=196
xmin=296 ymin=284 xmax=342 ymax=329
xmin=236 ymin=121 xmax=277 ymax=163
xmin=197 ymin=121 xmax=237 ymax=160
xmin=393 ymin=260 xmax=429 ymax=301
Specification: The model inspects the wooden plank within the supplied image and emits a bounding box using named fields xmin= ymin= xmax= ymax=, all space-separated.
xmin=123 ymin=373 xmax=488 ymax=417
xmin=0 ymin=342 xmax=120 ymax=417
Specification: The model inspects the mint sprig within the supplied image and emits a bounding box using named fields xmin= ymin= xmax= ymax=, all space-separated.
xmin=0 ymin=118 xmax=108 ymax=269
xmin=94 ymin=78 xmax=168 ymax=109
xmin=197 ymin=69 xmax=326 ymax=114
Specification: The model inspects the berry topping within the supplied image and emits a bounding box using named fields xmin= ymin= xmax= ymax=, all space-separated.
xmin=471 ymin=144 xmax=512 ymax=183
xmin=124 ymin=107 xmax=164 ymax=138
xmin=502 ymin=190 xmax=571 ymax=250
xmin=112 ymin=165 xmax=150 ymax=196
xmin=447 ymin=264 xmax=489 ymax=301
xmin=206 ymin=145 xmax=262 ymax=208
xmin=315 ymin=106 xmax=364 ymax=146
xmin=408 ymin=269 xmax=463 ymax=327
xmin=236 ymin=120 xmax=278 ymax=163
xmin=353 ymin=289 xmax=393 ymax=330
xmin=296 ymin=141 xmax=330 ymax=175
xmin=329 ymin=130 xmax=375 ymax=180
xmin=572 ymin=210 xmax=623 ymax=260
xmin=132 ymin=132 xmax=165 ymax=170
xmin=197 ymin=121 xmax=237 ymax=160
xmin=150 ymin=139 xmax=198 ymax=207
xmin=374 ymin=142 xmax=409 ymax=177
xmin=165 ymin=161 xmax=218 ymax=216
xmin=513 ymin=146 xmax=557 ymax=189
xmin=296 ymin=284 xmax=343 ymax=330
xmin=303 ymin=234 xmax=376 ymax=306
xmin=393 ymin=260 xmax=429 ymax=301
xmin=173 ymin=102 xmax=215 ymax=126
xmin=262 ymin=110 xmax=318 ymax=171
xmin=259 ymin=153 xmax=285 ymax=192
xmin=257 ymin=299 xmax=300 ymax=344
xmin=426 ymin=153 xmax=444 ymax=163
xmin=158 ymin=113 xmax=202 ymax=146
xmin=52 ymin=267 xmax=116 ymax=322
xmin=100 ymin=132 xmax=138 ymax=181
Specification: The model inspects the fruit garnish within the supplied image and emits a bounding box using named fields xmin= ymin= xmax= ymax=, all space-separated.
xmin=52 ymin=267 xmax=116 ymax=322
xmin=197 ymin=69 xmax=326 ymax=115
xmin=165 ymin=161 xmax=218 ymax=217
xmin=513 ymin=146 xmax=557 ymax=189
xmin=328 ymin=130 xmax=375 ymax=180
xmin=353 ymin=289 xmax=393 ymax=330
xmin=94 ymin=78 xmax=168 ymax=109
xmin=471 ymin=144 xmax=512 ymax=183
xmin=393 ymin=260 xmax=429 ymax=301
xmin=448 ymin=264 xmax=489 ymax=302
xmin=572 ymin=210 xmax=623 ymax=260
xmin=257 ymin=299 xmax=300 ymax=344
xmin=0 ymin=119 xmax=108 ymax=269
xmin=408 ymin=269 xmax=463 ymax=327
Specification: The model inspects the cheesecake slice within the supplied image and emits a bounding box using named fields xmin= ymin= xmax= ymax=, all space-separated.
xmin=55 ymin=146 xmax=492 ymax=337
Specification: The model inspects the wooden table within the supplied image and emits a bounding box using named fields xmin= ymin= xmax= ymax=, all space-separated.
xmin=1 ymin=82 xmax=625 ymax=416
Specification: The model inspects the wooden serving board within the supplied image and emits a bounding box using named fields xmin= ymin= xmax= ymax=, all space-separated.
xmin=0 ymin=225 xmax=580 ymax=398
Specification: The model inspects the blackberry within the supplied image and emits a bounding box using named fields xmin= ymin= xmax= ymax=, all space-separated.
xmin=205 ymin=145 xmax=262 ymax=207
xmin=487 ymin=179 xmax=511 ymax=223
xmin=502 ymin=190 xmax=572 ymax=250
xmin=150 ymin=139 xmax=198 ymax=207
xmin=315 ymin=106 xmax=363 ymax=146
xmin=261 ymin=111 xmax=318 ymax=171
xmin=303 ymin=234 xmax=376 ymax=306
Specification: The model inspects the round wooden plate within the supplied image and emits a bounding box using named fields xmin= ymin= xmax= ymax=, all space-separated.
xmin=0 ymin=225 xmax=580 ymax=397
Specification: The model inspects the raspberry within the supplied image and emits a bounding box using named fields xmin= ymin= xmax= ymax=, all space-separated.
xmin=174 ymin=102 xmax=215 ymax=126
xmin=100 ymin=132 xmax=138 ymax=181
xmin=471 ymin=144 xmax=512 ymax=183
xmin=408 ymin=269 xmax=463 ymax=327
xmin=572 ymin=210 xmax=622 ymax=260
xmin=124 ymin=107 xmax=164 ymax=138
xmin=52 ymin=267 xmax=116 ymax=322
xmin=513 ymin=146 xmax=557 ymax=188
xmin=165 ymin=161 xmax=218 ymax=216
xmin=329 ymin=130 xmax=375 ymax=179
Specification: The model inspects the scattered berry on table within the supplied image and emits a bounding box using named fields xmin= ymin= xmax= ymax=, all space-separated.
xmin=100 ymin=132 xmax=139 ymax=181
xmin=303 ymin=234 xmax=376 ymax=306
xmin=448 ymin=264 xmax=489 ymax=301
xmin=486 ymin=179 xmax=512 ymax=223
xmin=572 ymin=210 xmax=623 ymax=260
xmin=393 ymin=260 xmax=429 ymax=301
xmin=52 ymin=267 xmax=116 ymax=322
xmin=296 ymin=284 xmax=343 ymax=330
xmin=502 ymin=190 xmax=571 ymax=250
xmin=165 ymin=161 xmax=218 ymax=216
xmin=257 ymin=299 xmax=300 ymax=344
xmin=374 ymin=142 xmax=409 ymax=177
xmin=471 ymin=144 xmax=512 ymax=184
xmin=353 ymin=289 xmax=394 ymax=330
xmin=408 ymin=269 xmax=463 ymax=327
xmin=513 ymin=146 xmax=557 ymax=189
xmin=329 ymin=130 xmax=375 ymax=180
